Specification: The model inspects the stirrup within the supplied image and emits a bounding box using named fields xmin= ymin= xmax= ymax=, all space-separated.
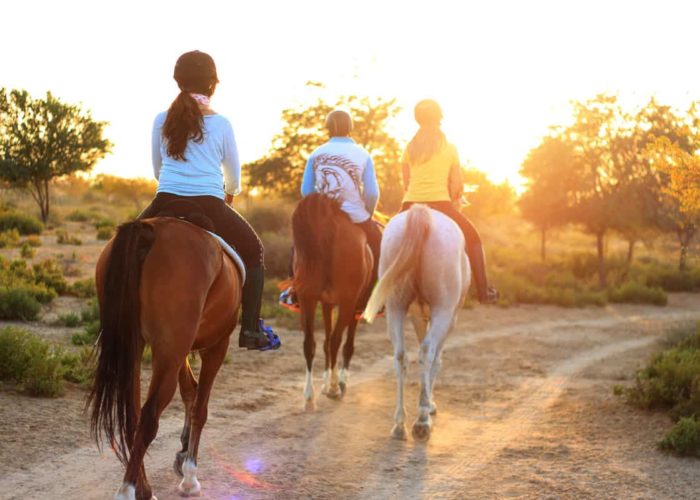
xmin=278 ymin=287 xmax=301 ymax=313
xmin=239 ymin=319 xmax=281 ymax=351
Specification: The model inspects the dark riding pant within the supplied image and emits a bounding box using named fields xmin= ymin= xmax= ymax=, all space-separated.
xmin=139 ymin=192 xmax=263 ymax=268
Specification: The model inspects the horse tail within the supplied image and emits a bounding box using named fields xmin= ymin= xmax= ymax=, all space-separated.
xmin=88 ymin=220 xmax=155 ymax=465
xmin=363 ymin=204 xmax=431 ymax=323
xmin=292 ymin=193 xmax=344 ymax=295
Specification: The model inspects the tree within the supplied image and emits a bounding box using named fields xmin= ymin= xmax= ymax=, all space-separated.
xmin=647 ymin=136 xmax=700 ymax=271
xmin=92 ymin=174 xmax=157 ymax=212
xmin=246 ymin=88 xmax=404 ymax=212
xmin=518 ymin=135 xmax=576 ymax=261
xmin=0 ymin=89 xmax=112 ymax=222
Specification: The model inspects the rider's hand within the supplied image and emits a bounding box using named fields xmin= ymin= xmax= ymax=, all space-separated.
xmin=224 ymin=193 xmax=234 ymax=206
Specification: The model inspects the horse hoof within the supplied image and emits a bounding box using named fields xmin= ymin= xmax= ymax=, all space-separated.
xmin=412 ymin=421 xmax=432 ymax=442
xmin=391 ymin=424 xmax=408 ymax=440
xmin=304 ymin=399 xmax=316 ymax=412
xmin=177 ymin=480 xmax=201 ymax=497
xmin=429 ymin=402 xmax=438 ymax=415
xmin=326 ymin=386 xmax=342 ymax=400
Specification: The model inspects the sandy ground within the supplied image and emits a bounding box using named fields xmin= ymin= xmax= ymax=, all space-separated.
xmin=1 ymin=294 xmax=700 ymax=499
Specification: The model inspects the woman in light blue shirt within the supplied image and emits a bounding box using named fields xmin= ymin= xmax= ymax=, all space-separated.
xmin=139 ymin=50 xmax=279 ymax=351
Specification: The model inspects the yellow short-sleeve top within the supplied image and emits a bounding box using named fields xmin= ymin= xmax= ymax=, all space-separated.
xmin=402 ymin=142 xmax=459 ymax=203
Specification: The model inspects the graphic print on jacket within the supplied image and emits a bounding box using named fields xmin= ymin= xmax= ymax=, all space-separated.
xmin=312 ymin=154 xmax=362 ymax=200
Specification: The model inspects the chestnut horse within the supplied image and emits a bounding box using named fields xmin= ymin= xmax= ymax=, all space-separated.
xmin=363 ymin=204 xmax=470 ymax=441
xmin=89 ymin=217 xmax=242 ymax=500
xmin=290 ymin=193 xmax=373 ymax=410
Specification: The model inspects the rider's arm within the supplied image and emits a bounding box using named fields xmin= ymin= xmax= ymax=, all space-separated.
xmin=151 ymin=114 xmax=164 ymax=180
xmin=363 ymin=157 xmax=380 ymax=214
xmin=402 ymin=162 xmax=410 ymax=192
xmin=221 ymin=119 xmax=241 ymax=196
xmin=448 ymin=163 xmax=463 ymax=202
xmin=300 ymin=156 xmax=316 ymax=197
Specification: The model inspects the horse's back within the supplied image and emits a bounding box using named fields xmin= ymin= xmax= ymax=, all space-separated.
xmin=382 ymin=206 xmax=469 ymax=308
xmin=97 ymin=217 xmax=240 ymax=348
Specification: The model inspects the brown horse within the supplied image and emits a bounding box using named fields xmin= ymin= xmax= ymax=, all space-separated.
xmin=290 ymin=193 xmax=373 ymax=410
xmin=89 ymin=217 xmax=242 ymax=500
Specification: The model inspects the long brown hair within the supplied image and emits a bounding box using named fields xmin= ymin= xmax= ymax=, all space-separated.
xmin=406 ymin=99 xmax=446 ymax=165
xmin=162 ymin=51 xmax=219 ymax=161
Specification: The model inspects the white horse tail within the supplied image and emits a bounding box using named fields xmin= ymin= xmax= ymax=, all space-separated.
xmin=363 ymin=204 xmax=432 ymax=323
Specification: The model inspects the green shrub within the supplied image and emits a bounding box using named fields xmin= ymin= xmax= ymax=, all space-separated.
xmin=244 ymin=202 xmax=292 ymax=234
xmin=66 ymin=209 xmax=93 ymax=222
xmin=658 ymin=416 xmax=700 ymax=457
xmin=0 ymin=229 xmax=21 ymax=248
xmin=646 ymin=266 xmax=700 ymax=292
xmin=0 ymin=211 xmax=43 ymax=235
xmin=80 ymin=299 xmax=100 ymax=323
xmin=20 ymin=242 xmax=36 ymax=259
xmin=96 ymin=225 xmax=114 ymax=240
xmin=94 ymin=218 xmax=116 ymax=230
xmin=57 ymin=312 xmax=81 ymax=327
xmin=626 ymin=325 xmax=700 ymax=411
xmin=0 ymin=287 xmax=42 ymax=320
xmin=0 ymin=327 xmax=65 ymax=397
xmin=260 ymin=231 xmax=292 ymax=278
xmin=56 ymin=228 xmax=82 ymax=245
xmin=33 ymin=258 xmax=68 ymax=294
xmin=61 ymin=347 xmax=94 ymax=387
xmin=608 ymin=282 xmax=667 ymax=306
xmin=24 ymin=235 xmax=42 ymax=247
xmin=68 ymin=278 xmax=96 ymax=298
xmin=72 ymin=319 xmax=100 ymax=346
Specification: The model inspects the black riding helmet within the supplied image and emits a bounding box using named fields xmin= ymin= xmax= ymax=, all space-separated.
xmin=174 ymin=50 xmax=219 ymax=96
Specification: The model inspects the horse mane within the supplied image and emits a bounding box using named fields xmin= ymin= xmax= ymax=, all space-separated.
xmin=292 ymin=193 xmax=349 ymax=295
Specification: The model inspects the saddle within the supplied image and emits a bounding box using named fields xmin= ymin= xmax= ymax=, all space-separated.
xmin=155 ymin=199 xmax=246 ymax=283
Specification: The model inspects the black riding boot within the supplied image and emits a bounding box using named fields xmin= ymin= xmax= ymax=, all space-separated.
xmin=467 ymin=243 xmax=499 ymax=304
xmin=239 ymin=266 xmax=279 ymax=349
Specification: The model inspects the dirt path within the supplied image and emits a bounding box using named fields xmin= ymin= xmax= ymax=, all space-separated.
xmin=2 ymin=294 xmax=700 ymax=499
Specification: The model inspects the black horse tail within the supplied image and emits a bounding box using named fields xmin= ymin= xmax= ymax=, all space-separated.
xmin=88 ymin=220 xmax=155 ymax=464
xmin=292 ymin=193 xmax=345 ymax=295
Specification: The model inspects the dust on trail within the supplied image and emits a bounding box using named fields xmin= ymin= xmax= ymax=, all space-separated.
xmin=2 ymin=295 xmax=700 ymax=499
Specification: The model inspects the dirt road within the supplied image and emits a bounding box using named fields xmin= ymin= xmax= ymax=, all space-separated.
xmin=2 ymin=294 xmax=699 ymax=499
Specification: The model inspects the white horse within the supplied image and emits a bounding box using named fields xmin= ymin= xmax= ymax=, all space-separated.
xmin=363 ymin=204 xmax=470 ymax=441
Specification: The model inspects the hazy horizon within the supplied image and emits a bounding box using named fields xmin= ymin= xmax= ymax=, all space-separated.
xmin=3 ymin=0 xmax=698 ymax=191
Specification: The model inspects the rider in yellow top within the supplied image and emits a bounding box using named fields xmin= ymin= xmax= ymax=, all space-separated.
xmin=401 ymin=99 xmax=499 ymax=303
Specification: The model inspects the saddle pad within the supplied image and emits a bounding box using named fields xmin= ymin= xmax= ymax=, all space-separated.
xmin=205 ymin=230 xmax=246 ymax=284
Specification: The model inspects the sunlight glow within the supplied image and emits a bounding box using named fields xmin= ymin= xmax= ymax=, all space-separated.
xmin=2 ymin=0 xmax=698 ymax=191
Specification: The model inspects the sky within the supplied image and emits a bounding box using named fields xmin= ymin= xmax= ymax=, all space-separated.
xmin=2 ymin=0 xmax=699 ymax=191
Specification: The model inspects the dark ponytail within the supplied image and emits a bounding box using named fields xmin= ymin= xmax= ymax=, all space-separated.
xmin=162 ymin=92 xmax=204 ymax=161
xmin=162 ymin=50 xmax=219 ymax=161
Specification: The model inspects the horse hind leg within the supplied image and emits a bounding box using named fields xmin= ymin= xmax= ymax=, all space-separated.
xmin=339 ymin=315 xmax=359 ymax=396
xmin=320 ymin=302 xmax=333 ymax=397
xmin=302 ymin=297 xmax=319 ymax=411
xmin=177 ymin=336 xmax=230 ymax=497
xmin=174 ymin=357 xmax=198 ymax=477
xmin=412 ymin=310 xmax=451 ymax=442
xmin=118 ymin=360 xmax=181 ymax=500
xmin=389 ymin=305 xmax=409 ymax=440
xmin=326 ymin=304 xmax=354 ymax=400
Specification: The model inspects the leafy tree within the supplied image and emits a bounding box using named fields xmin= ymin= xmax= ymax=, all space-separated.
xmin=92 ymin=174 xmax=157 ymax=212
xmin=0 ymin=89 xmax=112 ymax=222
xmin=460 ymin=167 xmax=515 ymax=220
xmin=518 ymin=135 xmax=576 ymax=261
xmin=647 ymin=136 xmax=700 ymax=271
xmin=558 ymin=95 xmax=624 ymax=287
xmin=246 ymin=89 xmax=404 ymax=212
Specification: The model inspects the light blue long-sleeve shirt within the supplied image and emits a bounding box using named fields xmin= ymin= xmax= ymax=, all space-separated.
xmin=152 ymin=111 xmax=241 ymax=199
xmin=301 ymin=137 xmax=379 ymax=223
